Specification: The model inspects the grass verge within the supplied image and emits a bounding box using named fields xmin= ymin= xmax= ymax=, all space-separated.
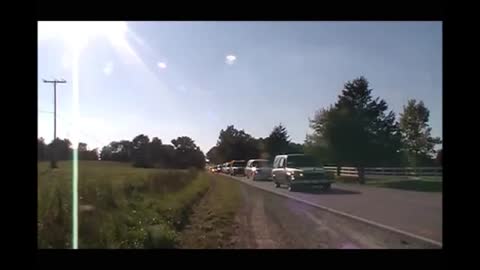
xmin=178 ymin=174 xmax=242 ymax=248
xmin=334 ymin=175 xmax=442 ymax=192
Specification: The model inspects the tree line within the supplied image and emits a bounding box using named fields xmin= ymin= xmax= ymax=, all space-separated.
xmin=206 ymin=124 xmax=303 ymax=164
xmin=38 ymin=138 xmax=99 ymax=161
xmin=100 ymin=135 xmax=205 ymax=169
xmin=207 ymin=76 xmax=442 ymax=183
xmin=38 ymin=134 xmax=206 ymax=170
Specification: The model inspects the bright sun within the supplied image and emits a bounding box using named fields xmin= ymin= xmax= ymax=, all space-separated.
xmin=38 ymin=21 xmax=129 ymax=52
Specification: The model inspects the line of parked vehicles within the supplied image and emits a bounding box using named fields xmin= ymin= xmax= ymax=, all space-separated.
xmin=209 ymin=154 xmax=334 ymax=191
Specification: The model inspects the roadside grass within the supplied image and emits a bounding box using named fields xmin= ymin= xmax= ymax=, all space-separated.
xmin=38 ymin=161 xmax=209 ymax=248
xmin=334 ymin=175 xmax=442 ymax=192
xmin=367 ymin=180 xmax=442 ymax=192
xmin=178 ymin=174 xmax=242 ymax=248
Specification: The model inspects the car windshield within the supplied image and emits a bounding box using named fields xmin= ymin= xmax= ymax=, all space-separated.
xmin=252 ymin=161 xmax=270 ymax=167
xmin=287 ymin=156 xmax=319 ymax=168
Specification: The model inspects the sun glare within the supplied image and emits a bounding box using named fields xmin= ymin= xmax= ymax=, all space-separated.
xmin=38 ymin=21 xmax=128 ymax=52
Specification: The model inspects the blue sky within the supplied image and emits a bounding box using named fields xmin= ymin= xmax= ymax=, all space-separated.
xmin=38 ymin=21 xmax=442 ymax=153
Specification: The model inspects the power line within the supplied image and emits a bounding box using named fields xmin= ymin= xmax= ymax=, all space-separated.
xmin=43 ymin=79 xmax=67 ymax=168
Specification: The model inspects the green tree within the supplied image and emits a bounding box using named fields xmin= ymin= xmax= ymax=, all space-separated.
xmin=399 ymin=99 xmax=442 ymax=167
xmin=265 ymin=123 xmax=291 ymax=159
xmin=171 ymin=136 xmax=199 ymax=152
xmin=171 ymin=136 xmax=205 ymax=169
xmin=100 ymin=145 xmax=113 ymax=161
xmin=206 ymin=146 xmax=222 ymax=164
xmin=288 ymin=142 xmax=304 ymax=154
xmin=48 ymin=138 xmax=72 ymax=161
xmin=309 ymin=77 xmax=402 ymax=183
xmin=215 ymin=125 xmax=260 ymax=162
xmin=132 ymin=134 xmax=152 ymax=168
xmin=305 ymin=107 xmax=337 ymax=169
xmin=149 ymin=137 xmax=162 ymax=165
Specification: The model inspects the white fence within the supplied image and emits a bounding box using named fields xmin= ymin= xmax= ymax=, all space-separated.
xmin=324 ymin=166 xmax=442 ymax=177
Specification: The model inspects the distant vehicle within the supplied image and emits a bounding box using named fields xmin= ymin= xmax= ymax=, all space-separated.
xmin=222 ymin=162 xmax=230 ymax=174
xmin=214 ymin=164 xmax=222 ymax=173
xmin=245 ymin=159 xmax=272 ymax=181
xmin=271 ymin=154 xmax=333 ymax=191
xmin=229 ymin=160 xmax=246 ymax=176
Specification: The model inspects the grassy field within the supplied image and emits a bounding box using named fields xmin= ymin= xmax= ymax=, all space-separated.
xmin=334 ymin=175 xmax=442 ymax=192
xmin=38 ymin=161 xmax=213 ymax=248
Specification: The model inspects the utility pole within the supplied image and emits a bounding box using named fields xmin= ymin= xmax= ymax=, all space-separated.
xmin=43 ymin=79 xmax=67 ymax=169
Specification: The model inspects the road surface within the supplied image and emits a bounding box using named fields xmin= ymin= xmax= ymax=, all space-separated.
xmin=222 ymin=173 xmax=442 ymax=248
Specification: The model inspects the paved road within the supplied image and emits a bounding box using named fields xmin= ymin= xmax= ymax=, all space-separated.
xmin=227 ymin=175 xmax=439 ymax=248
xmin=223 ymin=173 xmax=442 ymax=245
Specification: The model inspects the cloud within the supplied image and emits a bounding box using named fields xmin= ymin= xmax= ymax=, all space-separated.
xmin=225 ymin=54 xmax=237 ymax=65
xmin=157 ymin=62 xmax=167 ymax=69
xmin=103 ymin=62 xmax=113 ymax=75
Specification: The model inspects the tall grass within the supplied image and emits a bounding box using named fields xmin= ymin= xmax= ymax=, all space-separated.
xmin=38 ymin=161 xmax=209 ymax=248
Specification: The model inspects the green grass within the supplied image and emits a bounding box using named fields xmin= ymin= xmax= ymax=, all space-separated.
xmin=334 ymin=175 xmax=442 ymax=192
xmin=366 ymin=180 xmax=442 ymax=192
xmin=178 ymin=174 xmax=242 ymax=248
xmin=38 ymin=161 xmax=210 ymax=248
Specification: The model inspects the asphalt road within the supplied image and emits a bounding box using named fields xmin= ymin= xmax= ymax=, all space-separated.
xmin=221 ymin=173 xmax=442 ymax=247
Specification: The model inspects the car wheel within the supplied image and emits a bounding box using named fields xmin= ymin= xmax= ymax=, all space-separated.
xmin=288 ymin=183 xmax=296 ymax=192
xmin=274 ymin=181 xmax=280 ymax=188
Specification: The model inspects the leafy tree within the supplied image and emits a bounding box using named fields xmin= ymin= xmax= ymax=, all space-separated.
xmin=100 ymin=145 xmax=113 ymax=161
xmin=287 ymin=142 xmax=304 ymax=154
xmin=171 ymin=136 xmax=199 ymax=152
xmin=132 ymin=134 xmax=152 ymax=168
xmin=265 ymin=124 xmax=290 ymax=159
xmin=48 ymin=138 xmax=73 ymax=161
xmin=149 ymin=137 xmax=164 ymax=166
xmin=78 ymin=143 xmax=99 ymax=160
xmin=309 ymin=77 xmax=402 ymax=183
xmin=206 ymin=146 xmax=222 ymax=164
xmin=100 ymin=140 xmax=132 ymax=161
xmin=215 ymin=125 xmax=260 ymax=162
xmin=159 ymin=144 xmax=176 ymax=168
xmin=171 ymin=136 xmax=205 ymax=169
xmin=399 ymin=99 xmax=442 ymax=167
xmin=305 ymin=107 xmax=335 ymax=165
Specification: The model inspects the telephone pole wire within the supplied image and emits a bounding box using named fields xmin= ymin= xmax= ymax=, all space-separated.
xmin=43 ymin=78 xmax=67 ymax=169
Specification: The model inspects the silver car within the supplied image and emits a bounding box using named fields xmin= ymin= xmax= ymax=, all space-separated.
xmin=272 ymin=154 xmax=333 ymax=191
xmin=245 ymin=159 xmax=272 ymax=181
xmin=222 ymin=162 xmax=230 ymax=174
